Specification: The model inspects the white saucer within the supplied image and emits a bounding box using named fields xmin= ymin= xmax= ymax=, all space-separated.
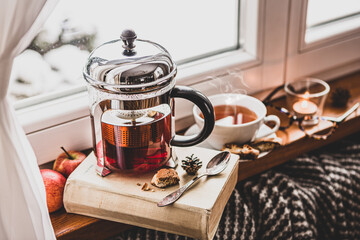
xmin=184 ymin=124 xmax=277 ymax=158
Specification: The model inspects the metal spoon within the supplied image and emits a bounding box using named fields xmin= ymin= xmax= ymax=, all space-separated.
xmin=321 ymin=102 xmax=359 ymax=123
xmin=157 ymin=151 xmax=231 ymax=207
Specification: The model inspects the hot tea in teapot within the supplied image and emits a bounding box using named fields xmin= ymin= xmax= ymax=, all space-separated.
xmin=83 ymin=29 xmax=215 ymax=176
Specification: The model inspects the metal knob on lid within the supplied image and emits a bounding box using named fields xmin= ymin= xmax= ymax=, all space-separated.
xmin=120 ymin=29 xmax=137 ymax=56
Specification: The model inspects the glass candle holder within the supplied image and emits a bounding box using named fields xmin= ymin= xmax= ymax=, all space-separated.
xmin=285 ymin=78 xmax=330 ymax=126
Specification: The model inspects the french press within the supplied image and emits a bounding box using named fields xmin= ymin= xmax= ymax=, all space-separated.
xmin=83 ymin=29 xmax=215 ymax=176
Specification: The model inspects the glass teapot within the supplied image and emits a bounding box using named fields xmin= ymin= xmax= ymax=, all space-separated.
xmin=83 ymin=29 xmax=215 ymax=176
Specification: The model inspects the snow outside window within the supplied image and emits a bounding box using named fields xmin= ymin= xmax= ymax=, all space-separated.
xmin=9 ymin=0 xmax=239 ymax=103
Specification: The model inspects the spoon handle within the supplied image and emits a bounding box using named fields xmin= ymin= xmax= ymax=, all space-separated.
xmin=157 ymin=173 xmax=207 ymax=207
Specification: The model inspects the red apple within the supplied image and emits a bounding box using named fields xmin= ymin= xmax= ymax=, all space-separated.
xmin=40 ymin=169 xmax=66 ymax=213
xmin=53 ymin=147 xmax=86 ymax=178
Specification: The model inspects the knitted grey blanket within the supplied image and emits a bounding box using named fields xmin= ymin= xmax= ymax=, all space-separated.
xmin=112 ymin=133 xmax=360 ymax=240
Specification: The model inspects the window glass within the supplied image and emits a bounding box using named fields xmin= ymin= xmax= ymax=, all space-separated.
xmin=305 ymin=0 xmax=360 ymax=43
xmin=10 ymin=0 xmax=239 ymax=102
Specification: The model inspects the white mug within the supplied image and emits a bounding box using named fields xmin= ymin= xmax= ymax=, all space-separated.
xmin=193 ymin=93 xmax=280 ymax=150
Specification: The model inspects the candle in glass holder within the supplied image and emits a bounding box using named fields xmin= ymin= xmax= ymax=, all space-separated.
xmin=285 ymin=79 xmax=329 ymax=126
xmin=293 ymin=99 xmax=317 ymax=116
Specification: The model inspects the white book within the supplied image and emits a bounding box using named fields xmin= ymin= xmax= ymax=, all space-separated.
xmin=63 ymin=147 xmax=239 ymax=240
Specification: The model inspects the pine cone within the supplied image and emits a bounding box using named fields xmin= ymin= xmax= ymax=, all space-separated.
xmin=331 ymin=87 xmax=351 ymax=107
xmin=181 ymin=154 xmax=202 ymax=175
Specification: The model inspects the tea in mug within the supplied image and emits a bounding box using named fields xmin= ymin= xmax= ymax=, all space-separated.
xmin=201 ymin=105 xmax=257 ymax=125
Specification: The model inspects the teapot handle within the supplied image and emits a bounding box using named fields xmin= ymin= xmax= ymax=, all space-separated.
xmin=170 ymin=86 xmax=215 ymax=147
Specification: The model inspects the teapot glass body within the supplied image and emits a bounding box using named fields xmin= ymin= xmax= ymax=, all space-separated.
xmin=84 ymin=30 xmax=215 ymax=176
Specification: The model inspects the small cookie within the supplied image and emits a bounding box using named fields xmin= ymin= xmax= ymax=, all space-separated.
xmin=238 ymin=144 xmax=260 ymax=160
xmin=151 ymin=169 xmax=180 ymax=188
xmin=222 ymin=143 xmax=260 ymax=160
xmin=250 ymin=137 xmax=282 ymax=152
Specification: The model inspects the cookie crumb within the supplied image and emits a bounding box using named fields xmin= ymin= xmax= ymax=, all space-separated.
xmin=136 ymin=183 xmax=141 ymax=186
xmin=141 ymin=183 xmax=151 ymax=191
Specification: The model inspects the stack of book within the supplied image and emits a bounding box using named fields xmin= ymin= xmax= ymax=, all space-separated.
xmin=64 ymin=147 xmax=239 ymax=239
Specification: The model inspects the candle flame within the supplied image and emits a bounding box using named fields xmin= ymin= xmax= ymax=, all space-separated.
xmin=304 ymin=91 xmax=310 ymax=99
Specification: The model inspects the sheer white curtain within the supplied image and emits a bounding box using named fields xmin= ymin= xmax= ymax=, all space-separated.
xmin=0 ymin=0 xmax=58 ymax=239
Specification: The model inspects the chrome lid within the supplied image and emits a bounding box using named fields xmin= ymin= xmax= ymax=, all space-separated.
xmin=83 ymin=29 xmax=177 ymax=94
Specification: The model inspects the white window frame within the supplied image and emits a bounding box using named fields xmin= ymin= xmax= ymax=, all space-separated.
xmin=285 ymin=0 xmax=360 ymax=82
xmin=17 ymin=0 xmax=360 ymax=165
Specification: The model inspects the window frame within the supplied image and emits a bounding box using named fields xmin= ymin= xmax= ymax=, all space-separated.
xmin=16 ymin=0 xmax=360 ymax=165
xmin=302 ymin=0 xmax=360 ymax=50
xmin=285 ymin=0 xmax=360 ymax=82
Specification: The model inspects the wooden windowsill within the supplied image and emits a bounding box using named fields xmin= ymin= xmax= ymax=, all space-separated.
xmin=51 ymin=71 xmax=360 ymax=240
